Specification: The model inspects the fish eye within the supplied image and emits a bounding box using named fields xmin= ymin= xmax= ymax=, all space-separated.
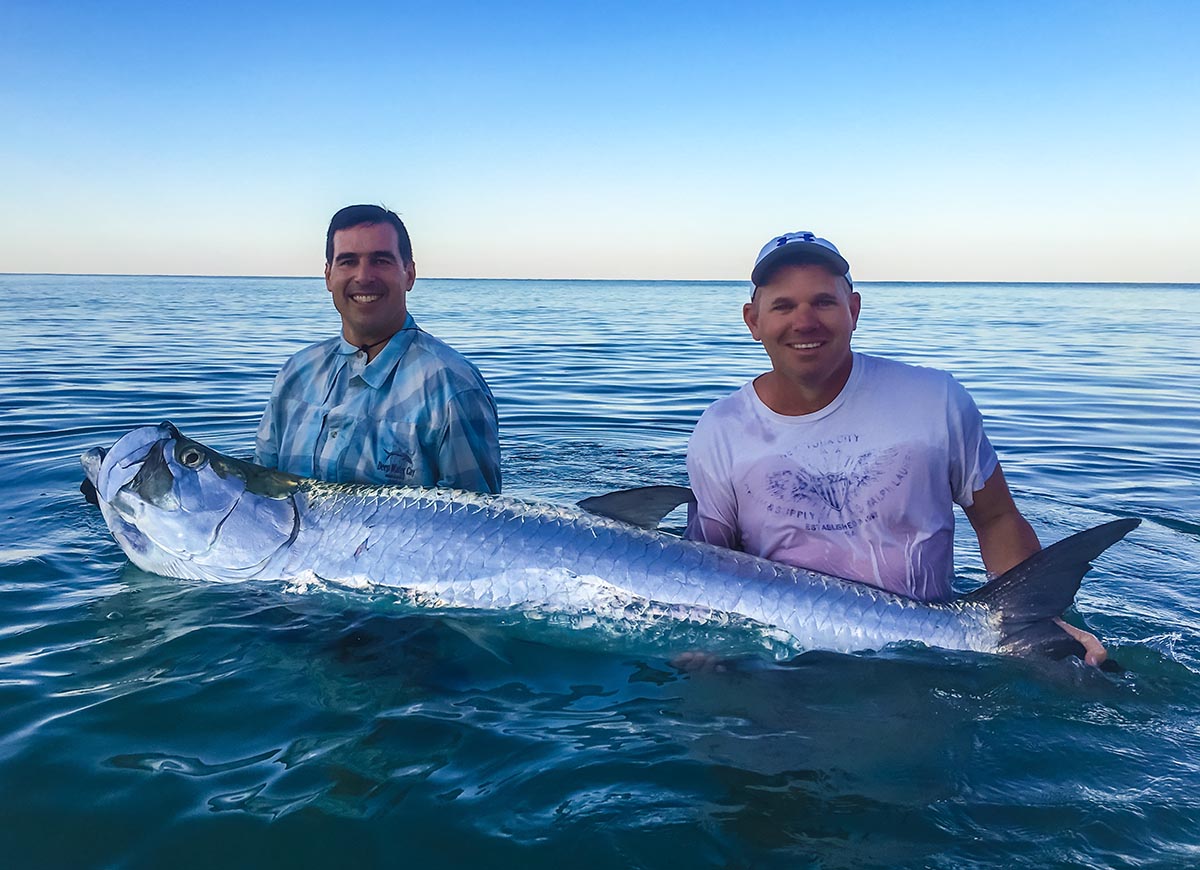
xmin=178 ymin=446 xmax=208 ymax=469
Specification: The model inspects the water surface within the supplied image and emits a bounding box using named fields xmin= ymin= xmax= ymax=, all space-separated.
xmin=2 ymin=275 xmax=1198 ymax=868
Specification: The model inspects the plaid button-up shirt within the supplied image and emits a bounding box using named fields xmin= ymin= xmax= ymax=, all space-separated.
xmin=255 ymin=315 xmax=501 ymax=493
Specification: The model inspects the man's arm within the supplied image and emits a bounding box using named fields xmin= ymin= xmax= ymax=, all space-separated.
xmin=684 ymin=496 xmax=740 ymax=550
xmin=254 ymin=397 xmax=281 ymax=470
xmin=436 ymin=388 xmax=502 ymax=494
xmin=961 ymin=464 xmax=1040 ymax=576
xmin=963 ymin=465 xmax=1107 ymax=665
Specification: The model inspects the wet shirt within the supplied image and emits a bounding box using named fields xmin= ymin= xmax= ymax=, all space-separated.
xmin=255 ymin=315 xmax=501 ymax=493
xmin=685 ymin=353 xmax=997 ymax=602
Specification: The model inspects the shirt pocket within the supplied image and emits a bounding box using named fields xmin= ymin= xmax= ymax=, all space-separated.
xmin=338 ymin=418 xmax=432 ymax=487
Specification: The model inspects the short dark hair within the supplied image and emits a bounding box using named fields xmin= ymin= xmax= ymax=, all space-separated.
xmin=325 ymin=204 xmax=413 ymax=265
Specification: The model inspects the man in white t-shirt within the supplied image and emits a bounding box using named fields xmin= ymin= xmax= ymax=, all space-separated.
xmin=685 ymin=231 xmax=1106 ymax=664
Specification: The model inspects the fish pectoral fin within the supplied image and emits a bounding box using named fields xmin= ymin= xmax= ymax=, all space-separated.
xmin=80 ymin=477 xmax=100 ymax=508
xmin=577 ymin=485 xmax=696 ymax=530
xmin=440 ymin=617 xmax=512 ymax=664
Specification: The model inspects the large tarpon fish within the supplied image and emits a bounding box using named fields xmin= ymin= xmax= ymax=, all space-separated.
xmin=81 ymin=423 xmax=1139 ymax=660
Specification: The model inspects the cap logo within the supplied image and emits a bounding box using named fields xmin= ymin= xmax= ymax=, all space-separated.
xmin=778 ymin=232 xmax=816 ymax=248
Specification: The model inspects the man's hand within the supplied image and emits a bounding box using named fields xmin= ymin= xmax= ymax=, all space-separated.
xmin=1054 ymin=618 xmax=1108 ymax=667
xmin=671 ymin=651 xmax=731 ymax=674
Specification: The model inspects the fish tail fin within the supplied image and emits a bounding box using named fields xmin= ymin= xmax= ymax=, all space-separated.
xmin=963 ymin=518 xmax=1140 ymax=658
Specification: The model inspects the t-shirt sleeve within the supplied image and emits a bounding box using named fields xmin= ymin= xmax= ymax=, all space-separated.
xmin=684 ymin=409 xmax=741 ymax=550
xmin=945 ymin=376 xmax=999 ymax=506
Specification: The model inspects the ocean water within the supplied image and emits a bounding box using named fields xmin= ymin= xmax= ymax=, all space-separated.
xmin=2 ymin=273 xmax=1199 ymax=869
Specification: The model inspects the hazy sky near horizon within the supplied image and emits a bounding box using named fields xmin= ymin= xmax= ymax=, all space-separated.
xmin=2 ymin=1 xmax=1196 ymax=282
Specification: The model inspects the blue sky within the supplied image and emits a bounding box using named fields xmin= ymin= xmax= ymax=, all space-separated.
xmin=2 ymin=0 xmax=1196 ymax=281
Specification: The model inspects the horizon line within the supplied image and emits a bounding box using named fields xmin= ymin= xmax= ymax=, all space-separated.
xmin=3 ymin=271 xmax=1198 ymax=287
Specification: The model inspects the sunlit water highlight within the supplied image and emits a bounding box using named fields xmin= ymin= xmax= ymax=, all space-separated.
xmin=1 ymin=275 xmax=1198 ymax=868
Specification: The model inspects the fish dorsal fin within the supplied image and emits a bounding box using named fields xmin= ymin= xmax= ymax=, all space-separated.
xmin=577 ymin=485 xmax=696 ymax=530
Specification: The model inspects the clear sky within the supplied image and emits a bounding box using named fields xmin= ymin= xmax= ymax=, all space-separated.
xmin=2 ymin=0 xmax=1196 ymax=281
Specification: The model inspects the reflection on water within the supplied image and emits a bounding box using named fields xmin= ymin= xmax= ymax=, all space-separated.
xmin=1 ymin=275 xmax=1199 ymax=868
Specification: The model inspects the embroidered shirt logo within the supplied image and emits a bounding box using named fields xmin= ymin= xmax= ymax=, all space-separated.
xmin=376 ymin=447 xmax=415 ymax=481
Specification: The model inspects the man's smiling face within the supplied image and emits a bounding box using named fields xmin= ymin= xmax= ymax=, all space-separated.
xmin=743 ymin=263 xmax=860 ymax=404
xmin=325 ymin=222 xmax=416 ymax=347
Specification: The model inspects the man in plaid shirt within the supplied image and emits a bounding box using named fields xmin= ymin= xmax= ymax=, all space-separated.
xmin=255 ymin=205 xmax=501 ymax=493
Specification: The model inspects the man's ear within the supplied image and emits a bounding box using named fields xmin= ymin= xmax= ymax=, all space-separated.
xmin=743 ymin=300 xmax=761 ymax=341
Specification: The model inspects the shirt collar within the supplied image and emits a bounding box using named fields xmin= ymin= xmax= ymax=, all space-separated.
xmin=336 ymin=313 xmax=420 ymax=388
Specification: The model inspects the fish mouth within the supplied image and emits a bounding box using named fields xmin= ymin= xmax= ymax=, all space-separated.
xmin=80 ymin=422 xmax=180 ymax=504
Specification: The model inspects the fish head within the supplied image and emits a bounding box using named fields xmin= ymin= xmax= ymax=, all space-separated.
xmin=82 ymin=422 xmax=302 ymax=581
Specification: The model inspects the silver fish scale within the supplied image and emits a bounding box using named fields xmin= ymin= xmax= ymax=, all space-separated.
xmin=269 ymin=482 xmax=1002 ymax=655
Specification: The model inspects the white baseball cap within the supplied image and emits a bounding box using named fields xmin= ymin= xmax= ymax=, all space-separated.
xmin=751 ymin=231 xmax=852 ymax=288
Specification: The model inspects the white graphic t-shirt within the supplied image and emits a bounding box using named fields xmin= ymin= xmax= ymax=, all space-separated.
xmin=686 ymin=353 xmax=998 ymax=602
